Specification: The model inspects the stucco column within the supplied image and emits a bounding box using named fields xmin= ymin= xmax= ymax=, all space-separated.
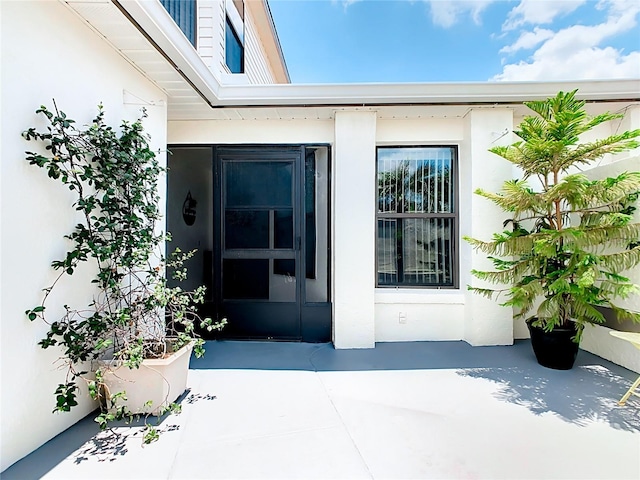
xmin=461 ymin=108 xmax=514 ymax=346
xmin=333 ymin=110 xmax=377 ymax=348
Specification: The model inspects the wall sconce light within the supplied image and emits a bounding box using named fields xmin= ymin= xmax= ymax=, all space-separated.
xmin=182 ymin=191 xmax=197 ymax=226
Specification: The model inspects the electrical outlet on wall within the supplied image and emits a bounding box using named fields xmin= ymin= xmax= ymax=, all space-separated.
xmin=399 ymin=312 xmax=407 ymax=324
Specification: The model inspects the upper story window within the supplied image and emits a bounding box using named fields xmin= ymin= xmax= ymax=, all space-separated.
xmin=160 ymin=0 xmax=197 ymax=46
xmin=225 ymin=0 xmax=244 ymax=73
xmin=376 ymin=146 xmax=458 ymax=288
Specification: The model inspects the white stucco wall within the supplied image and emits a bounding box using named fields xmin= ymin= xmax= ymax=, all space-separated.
xmin=332 ymin=111 xmax=377 ymax=348
xmin=510 ymin=104 xmax=640 ymax=366
xmin=170 ymin=113 xmax=381 ymax=349
xmin=375 ymin=291 xmax=466 ymax=341
xmin=167 ymin=104 xmax=636 ymax=353
xmin=462 ymin=108 xmax=515 ymax=346
xmin=579 ymin=155 xmax=640 ymax=373
xmin=511 ymin=103 xmax=640 ymax=340
xmin=168 ymin=119 xmax=334 ymax=144
xmin=580 ymin=156 xmax=640 ymax=314
xmin=168 ymin=109 xmax=517 ymax=348
xmin=373 ymin=117 xmax=466 ymax=341
xmin=577 ymin=104 xmax=640 ymax=166
xmin=0 ymin=1 xmax=167 ymax=471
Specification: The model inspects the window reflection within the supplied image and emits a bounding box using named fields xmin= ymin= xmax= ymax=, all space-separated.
xmin=225 ymin=162 xmax=292 ymax=207
xmin=377 ymin=147 xmax=457 ymax=287
xmin=378 ymin=148 xmax=452 ymax=214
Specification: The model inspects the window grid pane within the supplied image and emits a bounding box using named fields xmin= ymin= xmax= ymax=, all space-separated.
xmin=404 ymin=218 xmax=453 ymax=285
xmin=225 ymin=16 xmax=244 ymax=74
xmin=377 ymin=219 xmax=397 ymax=284
xmin=377 ymin=147 xmax=457 ymax=288
xmin=378 ymin=147 xmax=453 ymax=215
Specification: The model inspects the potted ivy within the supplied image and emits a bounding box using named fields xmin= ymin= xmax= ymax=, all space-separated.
xmin=465 ymin=90 xmax=640 ymax=370
xmin=23 ymin=103 xmax=225 ymax=442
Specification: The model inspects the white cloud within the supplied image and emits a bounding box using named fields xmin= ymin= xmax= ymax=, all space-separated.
xmin=494 ymin=0 xmax=640 ymax=80
xmin=333 ymin=0 xmax=363 ymax=10
xmin=427 ymin=0 xmax=494 ymax=28
xmin=500 ymin=27 xmax=555 ymax=54
xmin=600 ymin=0 xmax=640 ymax=15
xmin=494 ymin=47 xmax=640 ymax=80
xmin=503 ymin=0 xmax=586 ymax=31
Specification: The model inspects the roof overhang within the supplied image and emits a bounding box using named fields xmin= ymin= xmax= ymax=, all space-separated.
xmin=63 ymin=0 xmax=640 ymax=120
xmin=215 ymin=79 xmax=640 ymax=108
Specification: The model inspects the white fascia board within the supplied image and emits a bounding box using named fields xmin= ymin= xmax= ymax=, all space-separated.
xmin=216 ymin=79 xmax=640 ymax=107
xmin=110 ymin=2 xmax=640 ymax=108
xmin=116 ymin=0 xmax=222 ymax=106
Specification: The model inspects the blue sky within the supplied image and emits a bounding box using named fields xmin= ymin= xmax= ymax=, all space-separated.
xmin=268 ymin=0 xmax=640 ymax=83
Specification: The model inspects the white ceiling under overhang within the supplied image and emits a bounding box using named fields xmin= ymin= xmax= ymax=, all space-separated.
xmin=64 ymin=0 xmax=214 ymax=119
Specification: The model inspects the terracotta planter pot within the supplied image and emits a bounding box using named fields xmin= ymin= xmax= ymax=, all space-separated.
xmin=99 ymin=341 xmax=194 ymax=415
xmin=527 ymin=320 xmax=579 ymax=370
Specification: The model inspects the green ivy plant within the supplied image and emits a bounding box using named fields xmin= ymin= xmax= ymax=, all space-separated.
xmin=465 ymin=90 xmax=640 ymax=340
xmin=23 ymin=102 xmax=225 ymax=442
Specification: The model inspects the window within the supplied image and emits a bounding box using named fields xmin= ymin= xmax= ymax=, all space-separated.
xmin=225 ymin=0 xmax=244 ymax=73
xmin=160 ymin=0 xmax=197 ymax=46
xmin=376 ymin=146 xmax=458 ymax=287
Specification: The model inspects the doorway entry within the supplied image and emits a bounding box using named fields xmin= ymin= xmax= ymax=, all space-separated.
xmin=167 ymin=145 xmax=331 ymax=342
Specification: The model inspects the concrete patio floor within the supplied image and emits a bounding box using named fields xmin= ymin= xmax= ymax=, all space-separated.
xmin=3 ymin=340 xmax=640 ymax=479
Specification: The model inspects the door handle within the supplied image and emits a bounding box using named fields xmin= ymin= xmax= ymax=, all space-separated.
xmin=296 ymin=236 xmax=301 ymax=251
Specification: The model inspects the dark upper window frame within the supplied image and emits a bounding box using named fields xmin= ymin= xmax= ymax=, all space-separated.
xmin=375 ymin=145 xmax=459 ymax=289
xmin=160 ymin=0 xmax=197 ymax=47
xmin=225 ymin=0 xmax=245 ymax=74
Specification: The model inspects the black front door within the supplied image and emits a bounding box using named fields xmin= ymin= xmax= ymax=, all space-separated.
xmin=213 ymin=146 xmax=331 ymax=342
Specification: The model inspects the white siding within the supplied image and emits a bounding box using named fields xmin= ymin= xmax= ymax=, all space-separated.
xmin=0 ymin=0 xmax=168 ymax=470
xmin=244 ymin=5 xmax=277 ymax=84
xmin=200 ymin=0 xmax=279 ymax=83
xmin=198 ymin=0 xmax=225 ymax=77
xmin=196 ymin=0 xmax=214 ymax=70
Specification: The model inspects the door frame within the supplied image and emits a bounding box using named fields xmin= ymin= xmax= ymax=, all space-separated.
xmin=211 ymin=144 xmax=332 ymax=342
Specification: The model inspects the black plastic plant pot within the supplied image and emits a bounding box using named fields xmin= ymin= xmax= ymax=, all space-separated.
xmin=527 ymin=319 xmax=580 ymax=370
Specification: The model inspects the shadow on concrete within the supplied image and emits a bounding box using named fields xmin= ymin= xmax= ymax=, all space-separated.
xmin=70 ymin=415 xmax=183 ymax=465
xmin=4 ymin=340 xmax=638 ymax=477
xmin=192 ymin=339 xmax=640 ymax=433
xmin=1 ymin=389 xmax=196 ymax=479
xmin=457 ymin=364 xmax=640 ymax=433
